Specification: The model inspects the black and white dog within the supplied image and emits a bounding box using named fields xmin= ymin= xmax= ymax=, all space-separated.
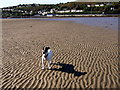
xmin=42 ymin=46 xmax=53 ymax=69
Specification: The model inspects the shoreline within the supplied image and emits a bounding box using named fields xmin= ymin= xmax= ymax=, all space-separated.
xmin=1 ymin=14 xmax=120 ymax=19
xmin=1 ymin=16 xmax=118 ymax=31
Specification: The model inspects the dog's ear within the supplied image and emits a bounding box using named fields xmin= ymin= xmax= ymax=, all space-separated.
xmin=43 ymin=46 xmax=45 ymax=50
xmin=46 ymin=46 xmax=50 ymax=49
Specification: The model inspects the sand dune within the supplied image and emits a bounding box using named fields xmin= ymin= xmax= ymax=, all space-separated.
xmin=1 ymin=19 xmax=119 ymax=88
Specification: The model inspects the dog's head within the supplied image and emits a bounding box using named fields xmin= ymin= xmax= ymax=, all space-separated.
xmin=42 ymin=46 xmax=50 ymax=54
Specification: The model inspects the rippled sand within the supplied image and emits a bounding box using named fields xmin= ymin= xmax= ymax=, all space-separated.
xmin=1 ymin=19 xmax=119 ymax=88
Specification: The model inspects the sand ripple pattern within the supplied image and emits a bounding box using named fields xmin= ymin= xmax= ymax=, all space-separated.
xmin=2 ymin=19 xmax=119 ymax=88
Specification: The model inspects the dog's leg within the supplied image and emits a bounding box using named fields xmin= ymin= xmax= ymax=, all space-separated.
xmin=42 ymin=56 xmax=45 ymax=69
xmin=50 ymin=60 xmax=52 ymax=65
xmin=48 ymin=60 xmax=51 ymax=69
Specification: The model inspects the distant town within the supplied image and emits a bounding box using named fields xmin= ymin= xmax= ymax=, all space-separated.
xmin=1 ymin=2 xmax=120 ymax=18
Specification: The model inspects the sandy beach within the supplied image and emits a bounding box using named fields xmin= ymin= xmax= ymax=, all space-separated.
xmin=1 ymin=19 xmax=119 ymax=88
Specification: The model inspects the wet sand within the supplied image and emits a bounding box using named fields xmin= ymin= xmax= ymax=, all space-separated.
xmin=1 ymin=19 xmax=119 ymax=88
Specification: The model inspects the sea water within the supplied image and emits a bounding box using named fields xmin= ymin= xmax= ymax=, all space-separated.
xmin=2 ymin=17 xmax=119 ymax=30
xmin=40 ymin=17 xmax=118 ymax=30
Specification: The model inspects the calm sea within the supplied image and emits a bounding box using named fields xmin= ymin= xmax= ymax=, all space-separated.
xmin=40 ymin=17 xmax=118 ymax=30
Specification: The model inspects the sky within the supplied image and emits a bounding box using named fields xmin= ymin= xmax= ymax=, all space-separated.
xmin=0 ymin=0 xmax=75 ymax=8
xmin=75 ymin=0 xmax=120 ymax=2
xmin=0 ymin=0 xmax=119 ymax=8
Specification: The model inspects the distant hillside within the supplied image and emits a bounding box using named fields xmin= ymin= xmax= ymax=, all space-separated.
xmin=2 ymin=2 xmax=120 ymax=18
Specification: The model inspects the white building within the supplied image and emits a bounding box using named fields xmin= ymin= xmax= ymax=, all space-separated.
xmin=95 ymin=4 xmax=99 ymax=7
xmin=30 ymin=11 xmax=33 ymax=14
xmin=65 ymin=10 xmax=70 ymax=13
xmin=87 ymin=5 xmax=91 ymax=7
xmin=42 ymin=12 xmax=48 ymax=16
xmin=57 ymin=9 xmax=83 ymax=13
xmin=3 ymin=9 xmax=14 ymax=11
xmin=38 ymin=11 xmax=42 ymax=14
xmin=50 ymin=9 xmax=56 ymax=13
xmin=57 ymin=10 xmax=65 ymax=13
xmin=76 ymin=10 xmax=83 ymax=12
xmin=71 ymin=10 xmax=76 ymax=12
xmin=100 ymin=4 xmax=104 ymax=7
